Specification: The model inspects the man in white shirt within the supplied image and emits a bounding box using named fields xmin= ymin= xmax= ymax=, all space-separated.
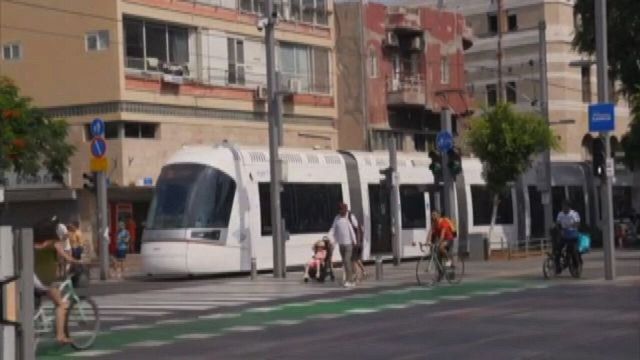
xmin=328 ymin=203 xmax=358 ymax=288
xmin=555 ymin=200 xmax=580 ymax=274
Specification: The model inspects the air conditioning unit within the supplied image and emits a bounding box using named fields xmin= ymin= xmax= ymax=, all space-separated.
xmin=255 ymin=85 xmax=267 ymax=101
xmin=288 ymin=78 xmax=301 ymax=93
xmin=385 ymin=32 xmax=399 ymax=46
xmin=411 ymin=36 xmax=423 ymax=51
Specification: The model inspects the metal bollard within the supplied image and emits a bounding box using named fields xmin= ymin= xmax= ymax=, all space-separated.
xmin=375 ymin=256 xmax=383 ymax=281
xmin=250 ymin=257 xmax=257 ymax=280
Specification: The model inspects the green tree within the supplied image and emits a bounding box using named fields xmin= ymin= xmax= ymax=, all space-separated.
xmin=0 ymin=76 xmax=75 ymax=183
xmin=466 ymin=103 xmax=558 ymax=243
xmin=573 ymin=0 xmax=640 ymax=97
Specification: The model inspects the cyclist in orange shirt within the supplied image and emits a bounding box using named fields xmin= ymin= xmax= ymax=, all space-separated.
xmin=427 ymin=210 xmax=456 ymax=261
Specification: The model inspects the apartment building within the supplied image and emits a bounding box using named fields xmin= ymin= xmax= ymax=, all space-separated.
xmin=0 ymin=0 xmax=337 ymax=248
xmin=335 ymin=2 xmax=473 ymax=152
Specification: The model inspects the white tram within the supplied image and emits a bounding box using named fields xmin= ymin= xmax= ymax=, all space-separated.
xmin=141 ymin=143 xmax=635 ymax=275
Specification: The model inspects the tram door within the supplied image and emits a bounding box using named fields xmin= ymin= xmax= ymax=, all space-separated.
xmin=369 ymin=184 xmax=392 ymax=254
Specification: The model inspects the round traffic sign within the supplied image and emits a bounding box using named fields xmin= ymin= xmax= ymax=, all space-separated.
xmin=90 ymin=118 xmax=105 ymax=137
xmin=90 ymin=137 xmax=107 ymax=158
xmin=436 ymin=131 xmax=453 ymax=152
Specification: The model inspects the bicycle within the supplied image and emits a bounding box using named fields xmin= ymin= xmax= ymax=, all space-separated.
xmin=542 ymin=241 xmax=583 ymax=279
xmin=34 ymin=265 xmax=100 ymax=352
xmin=416 ymin=241 xmax=464 ymax=286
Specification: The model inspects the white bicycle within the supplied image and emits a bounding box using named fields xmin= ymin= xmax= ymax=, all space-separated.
xmin=34 ymin=266 xmax=100 ymax=351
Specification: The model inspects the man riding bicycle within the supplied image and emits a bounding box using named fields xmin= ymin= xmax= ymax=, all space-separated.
xmin=34 ymin=216 xmax=82 ymax=345
xmin=555 ymin=200 xmax=581 ymax=274
xmin=416 ymin=211 xmax=456 ymax=264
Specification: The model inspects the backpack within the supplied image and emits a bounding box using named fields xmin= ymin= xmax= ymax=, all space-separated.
xmin=348 ymin=211 xmax=364 ymax=245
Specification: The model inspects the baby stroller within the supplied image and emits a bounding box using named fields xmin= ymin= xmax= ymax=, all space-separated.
xmin=305 ymin=237 xmax=336 ymax=283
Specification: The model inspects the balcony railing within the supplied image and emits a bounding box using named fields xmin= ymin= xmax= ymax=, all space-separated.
xmin=386 ymin=74 xmax=425 ymax=107
xmin=386 ymin=6 xmax=422 ymax=33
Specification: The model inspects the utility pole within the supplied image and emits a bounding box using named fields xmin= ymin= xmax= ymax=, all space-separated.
xmin=538 ymin=21 xmax=554 ymax=244
xmin=595 ymin=0 xmax=615 ymax=280
xmin=388 ymin=137 xmax=401 ymax=266
xmin=496 ymin=0 xmax=504 ymax=102
xmin=264 ymin=0 xmax=285 ymax=278
xmin=97 ymin=172 xmax=109 ymax=280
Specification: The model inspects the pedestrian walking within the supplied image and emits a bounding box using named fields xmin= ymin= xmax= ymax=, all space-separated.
xmin=114 ymin=222 xmax=130 ymax=279
xmin=67 ymin=221 xmax=85 ymax=261
xmin=328 ymin=203 xmax=358 ymax=288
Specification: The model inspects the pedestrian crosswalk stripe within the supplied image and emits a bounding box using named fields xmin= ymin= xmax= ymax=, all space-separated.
xmin=98 ymin=305 xmax=214 ymax=310
xmin=308 ymin=313 xmax=344 ymax=320
xmin=176 ymin=333 xmax=220 ymax=340
xmin=382 ymin=303 xmax=410 ymax=309
xmin=126 ymin=340 xmax=172 ymax=347
xmin=156 ymin=319 xmax=192 ymax=325
xmin=439 ymin=295 xmax=470 ymax=301
xmin=226 ymin=325 xmax=265 ymax=332
xmin=246 ymin=306 xmax=280 ymax=313
xmin=266 ymin=319 xmax=303 ymax=326
xmin=99 ymin=310 xmax=169 ymax=316
xmin=345 ymin=308 xmax=378 ymax=314
xmin=409 ymin=300 xmax=438 ymax=305
xmin=473 ymin=290 xmax=503 ymax=296
xmin=198 ymin=313 xmax=241 ymax=320
xmin=109 ymin=324 xmax=152 ymax=331
xmin=66 ymin=350 xmax=118 ymax=357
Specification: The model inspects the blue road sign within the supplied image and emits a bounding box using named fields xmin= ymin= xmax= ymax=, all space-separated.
xmin=436 ymin=131 xmax=454 ymax=152
xmin=90 ymin=118 xmax=105 ymax=137
xmin=90 ymin=137 xmax=107 ymax=158
xmin=589 ymin=103 xmax=615 ymax=132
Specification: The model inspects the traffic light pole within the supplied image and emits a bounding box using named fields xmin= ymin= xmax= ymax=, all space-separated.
xmin=97 ymin=172 xmax=109 ymax=280
xmin=538 ymin=21 xmax=554 ymax=243
xmin=440 ymin=108 xmax=457 ymax=252
xmin=595 ymin=0 xmax=615 ymax=280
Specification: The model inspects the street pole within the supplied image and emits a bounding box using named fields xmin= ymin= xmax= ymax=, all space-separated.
xmin=16 ymin=229 xmax=34 ymax=360
xmin=595 ymin=0 xmax=615 ymax=280
xmin=97 ymin=172 xmax=109 ymax=280
xmin=265 ymin=0 xmax=285 ymax=278
xmin=440 ymin=108 xmax=457 ymax=252
xmin=538 ymin=21 xmax=554 ymax=242
xmin=496 ymin=0 xmax=504 ymax=102
xmin=388 ymin=137 xmax=401 ymax=266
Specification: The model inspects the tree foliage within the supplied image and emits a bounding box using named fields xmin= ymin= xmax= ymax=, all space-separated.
xmin=0 ymin=77 xmax=75 ymax=182
xmin=466 ymin=103 xmax=558 ymax=195
xmin=573 ymin=0 xmax=640 ymax=97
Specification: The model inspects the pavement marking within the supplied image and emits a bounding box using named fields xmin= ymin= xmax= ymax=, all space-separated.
xmin=409 ymin=300 xmax=439 ymax=305
xmin=156 ymin=319 xmax=192 ymax=325
xmin=99 ymin=310 xmax=170 ymax=316
xmin=97 ymin=305 xmax=213 ymax=310
xmin=308 ymin=313 xmax=345 ymax=320
xmin=66 ymin=350 xmax=119 ymax=357
xmin=382 ymin=303 xmax=411 ymax=310
xmin=176 ymin=333 xmax=220 ymax=340
xmin=226 ymin=325 xmax=265 ymax=332
xmin=345 ymin=308 xmax=379 ymax=314
xmin=473 ymin=290 xmax=504 ymax=296
xmin=109 ymin=324 xmax=152 ymax=331
xmin=439 ymin=295 xmax=470 ymax=301
xmin=246 ymin=306 xmax=281 ymax=313
xmin=126 ymin=340 xmax=173 ymax=347
xmin=198 ymin=313 xmax=241 ymax=320
xmin=267 ymin=319 xmax=303 ymax=326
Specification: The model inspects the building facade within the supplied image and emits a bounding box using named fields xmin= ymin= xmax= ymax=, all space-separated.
xmin=0 ymin=0 xmax=338 ymax=250
xmin=336 ymin=2 xmax=473 ymax=152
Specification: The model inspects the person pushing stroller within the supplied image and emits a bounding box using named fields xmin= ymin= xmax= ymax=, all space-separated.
xmin=304 ymin=237 xmax=334 ymax=282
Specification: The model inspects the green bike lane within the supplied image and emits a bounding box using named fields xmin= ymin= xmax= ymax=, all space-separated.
xmin=37 ymin=279 xmax=549 ymax=359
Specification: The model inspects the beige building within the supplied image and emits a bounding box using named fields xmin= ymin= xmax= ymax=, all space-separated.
xmin=420 ymin=0 xmax=631 ymax=157
xmin=0 ymin=0 xmax=337 ymax=249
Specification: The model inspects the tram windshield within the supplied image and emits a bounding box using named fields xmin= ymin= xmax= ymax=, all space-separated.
xmin=147 ymin=163 xmax=236 ymax=230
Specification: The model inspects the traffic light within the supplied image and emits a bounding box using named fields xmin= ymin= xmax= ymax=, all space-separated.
xmin=428 ymin=150 xmax=442 ymax=178
xmin=83 ymin=172 xmax=96 ymax=193
xmin=592 ymin=138 xmax=605 ymax=177
xmin=447 ymin=148 xmax=462 ymax=178
xmin=379 ymin=167 xmax=393 ymax=188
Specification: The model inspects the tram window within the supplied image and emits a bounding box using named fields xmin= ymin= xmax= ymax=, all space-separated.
xmin=470 ymin=185 xmax=513 ymax=225
xmin=612 ymin=186 xmax=632 ymax=220
xmin=147 ymin=164 xmax=236 ymax=230
xmin=552 ymin=186 xmax=566 ymax=218
xmin=567 ymin=186 xmax=586 ymax=224
xmin=400 ymin=185 xmax=426 ymax=229
xmin=259 ymin=183 xmax=343 ymax=235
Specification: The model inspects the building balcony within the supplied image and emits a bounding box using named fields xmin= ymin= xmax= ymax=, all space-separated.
xmin=462 ymin=25 xmax=474 ymax=51
xmin=386 ymin=7 xmax=422 ymax=34
xmin=386 ymin=75 xmax=425 ymax=107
